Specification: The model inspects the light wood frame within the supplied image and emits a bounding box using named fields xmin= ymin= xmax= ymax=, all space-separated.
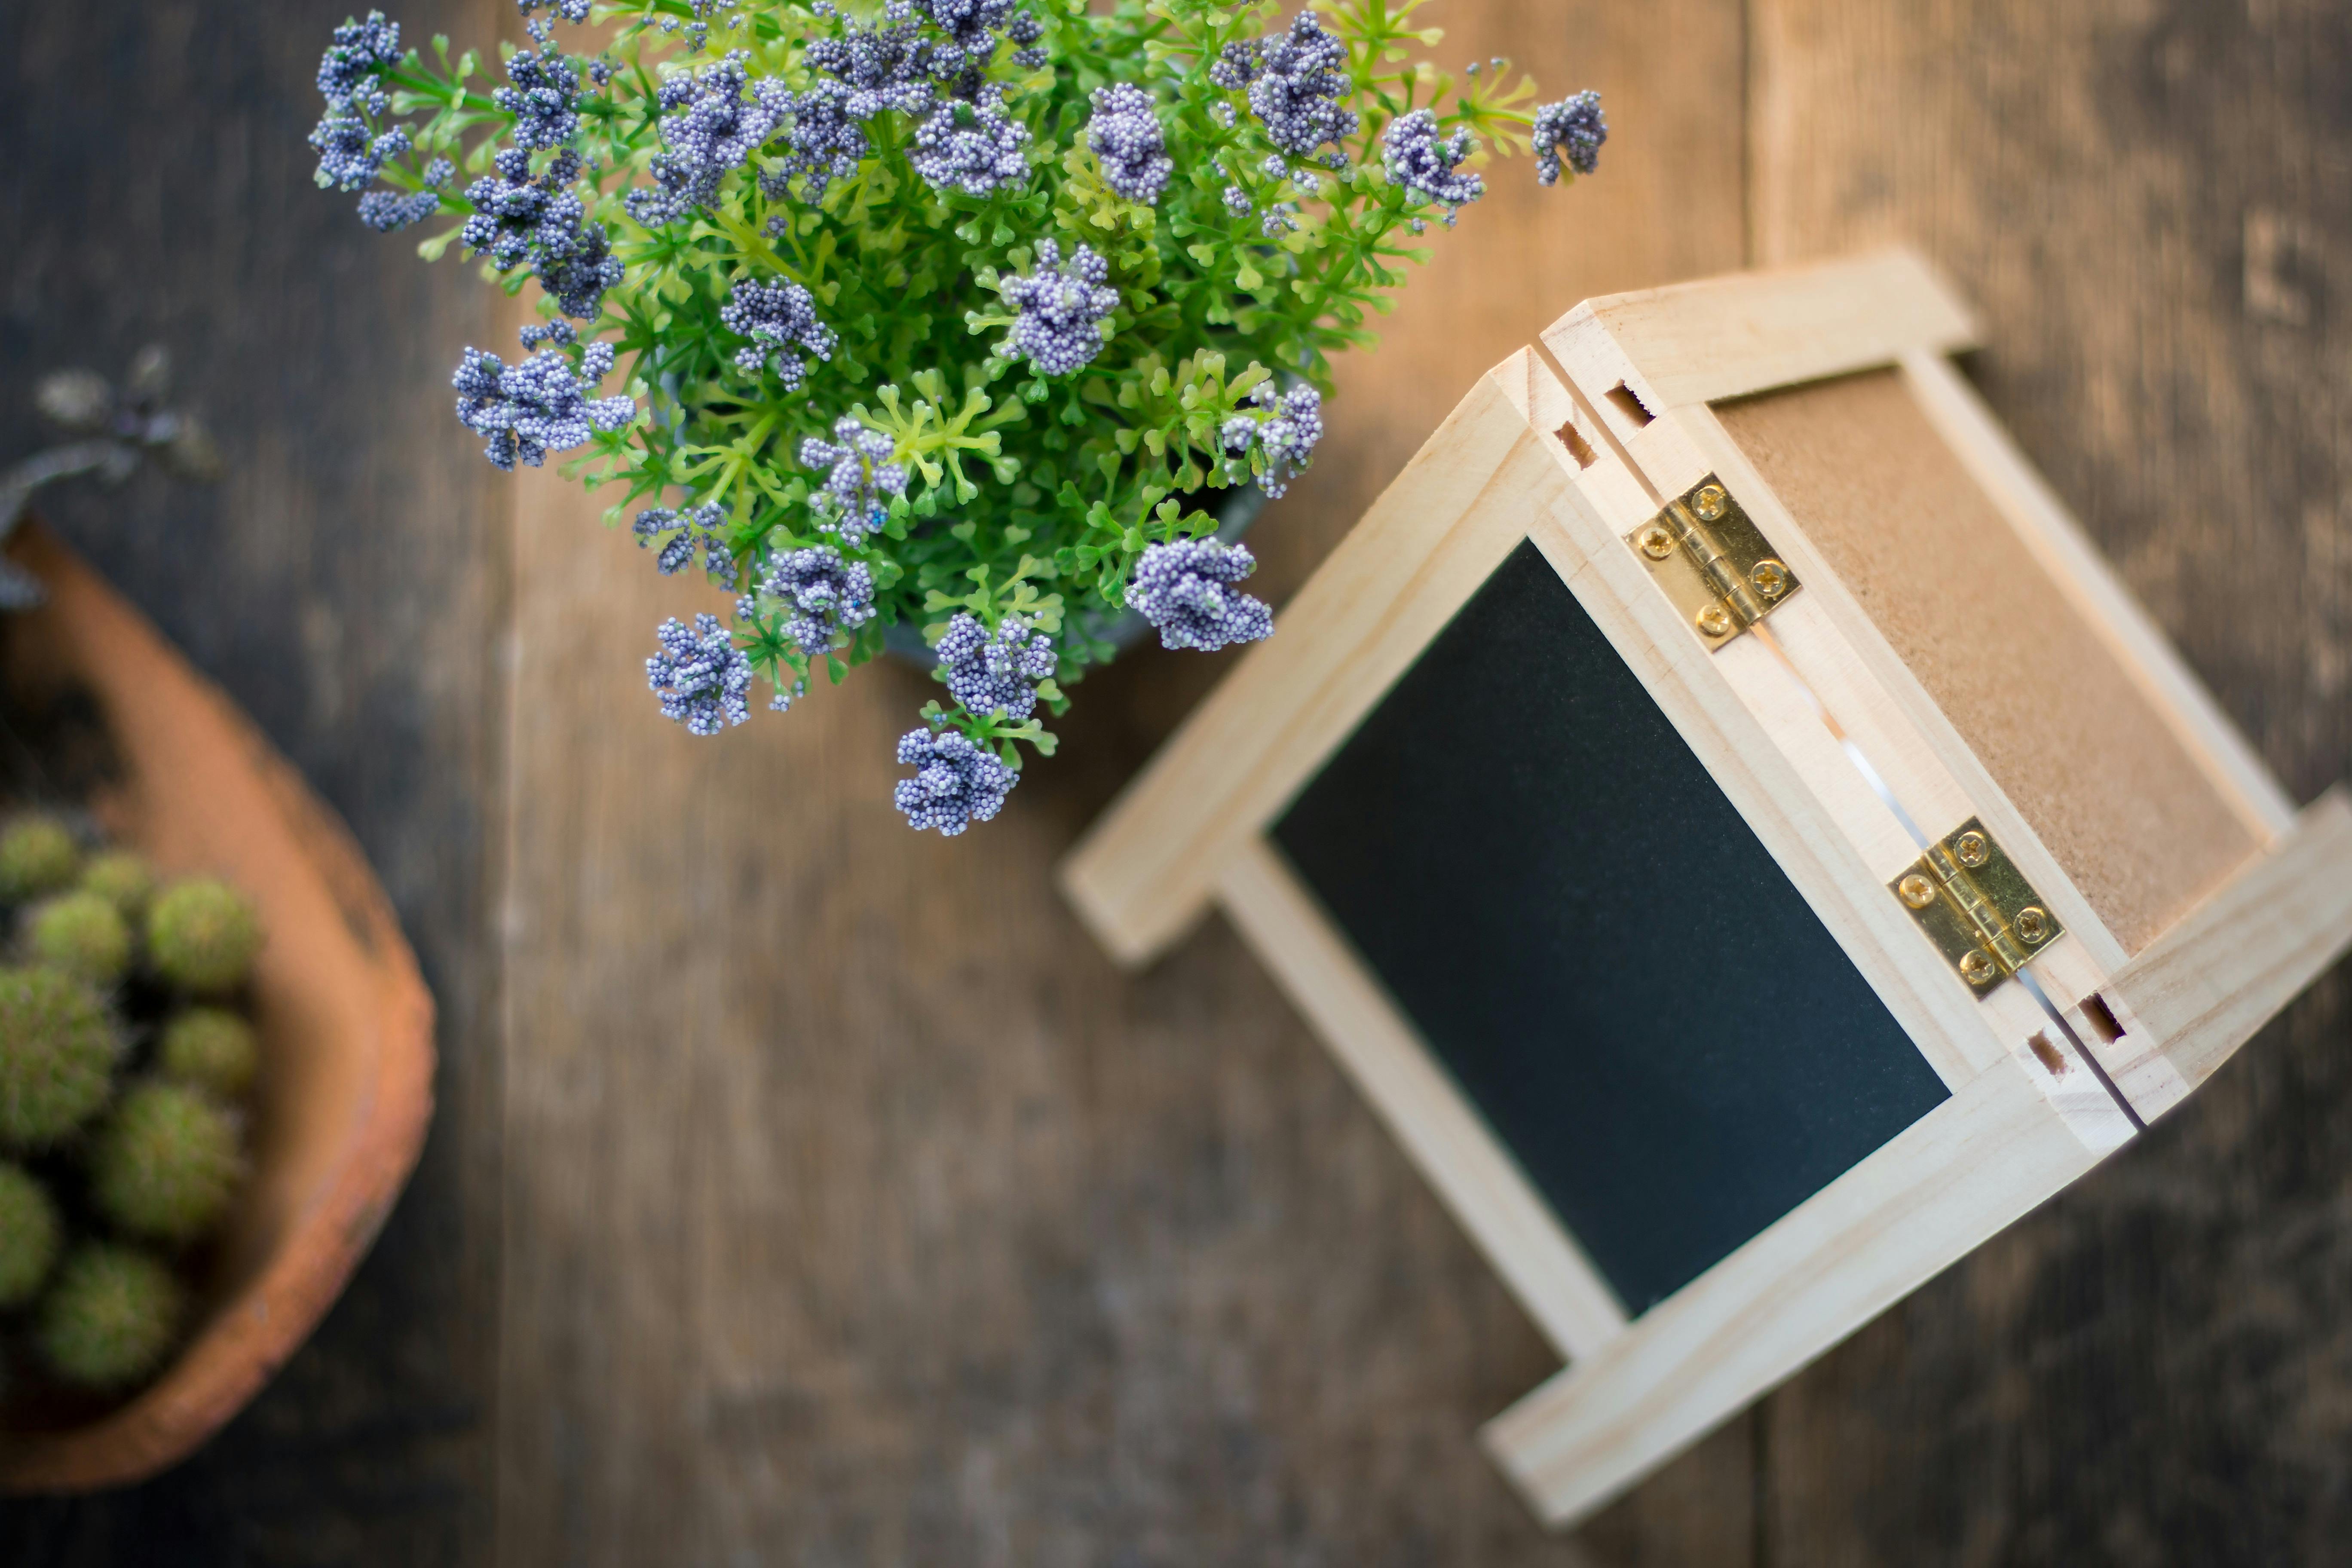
xmin=1058 ymin=251 xmax=2352 ymax=1526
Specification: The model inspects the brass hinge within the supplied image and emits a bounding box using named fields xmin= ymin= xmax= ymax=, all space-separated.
xmin=1890 ymin=818 xmax=2063 ymax=994
xmin=1623 ymin=475 xmax=1800 ymax=648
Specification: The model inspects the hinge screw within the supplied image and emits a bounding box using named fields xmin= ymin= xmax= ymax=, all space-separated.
xmin=1692 ymin=484 xmax=1729 ymax=522
xmin=1898 ymin=873 xmax=1937 ymax=909
xmin=2015 ymin=906 xmax=2051 ymax=943
xmin=1959 ymin=949 xmax=1998 ymax=985
xmin=1954 ymin=830 xmax=1990 ymax=868
xmin=1638 ymin=524 xmax=1675 ymax=560
xmin=1696 ymin=603 xmax=1733 ymax=637
xmin=1749 ymin=559 xmax=1790 ymax=599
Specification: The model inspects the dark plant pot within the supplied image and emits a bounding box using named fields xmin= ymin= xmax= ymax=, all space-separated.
xmin=882 ymin=484 xmax=1269 ymax=664
xmin=0 ymin=524 xmax=436 ymax=1493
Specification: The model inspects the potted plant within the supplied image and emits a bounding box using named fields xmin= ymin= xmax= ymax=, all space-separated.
xmin=310 ymin=0 xmax=1604 ymax=833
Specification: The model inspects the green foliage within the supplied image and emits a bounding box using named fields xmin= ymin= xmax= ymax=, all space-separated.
xmin=0 ymin=1161 xmax=61 ymax=1307
xmin=28 ymin=891 xmax=134 ymax=985
xmin=0 ymin=967 xmax=119 ymax=1151
xmin=0 ymin=816 xmax=80 ymax=904
xmin=146 ymin=879 xmax=263 ymax=995
xmin=89 ymin=1081 xmax=247 ymax=1244
xmin=80 ymin=851 xmax=158 ymax=917
xmin=37 ymin=1243 xmax=186 ymax=1389
xmin=159 ymin=1009 xmax=262 ymax=1100
xmin=360 ymin=0 xmax=1595 ymax=769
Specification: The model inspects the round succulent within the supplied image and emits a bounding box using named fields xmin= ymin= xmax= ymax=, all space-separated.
xmin=0 ymin=815 xmax=80 ymax=904
xmin=146 ymin=878 xmax=262 ymax=994
xmin=80 ymin=850 xmax=157 ymax=916
xmin=158 ymin=1008 xmax=260 ymax=1099
xmin=37 ymin=1243 xmax=186 ymax=1389
xmin=0 ymin=1160 xmax=62 ymax=1307
xmin=89 ymin=1080 xmax=246 ymax=1243
xmin=0 ymin=966 xmax=120 ymax=1150
xmin=28 ymin=891 xmax=134 ymax=984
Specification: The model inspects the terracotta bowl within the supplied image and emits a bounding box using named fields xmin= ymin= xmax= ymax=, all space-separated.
xmin=0 ymin=524 xmax=435 ymax=1491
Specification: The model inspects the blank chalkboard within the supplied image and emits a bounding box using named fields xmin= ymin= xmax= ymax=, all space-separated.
xmin=1272 ymin=540 xmax=1950 ymax=1316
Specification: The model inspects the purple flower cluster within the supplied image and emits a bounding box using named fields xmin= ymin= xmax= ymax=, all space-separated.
xmin=800 ymin=417 xmax=906 ymax=545
xmin=1087 ymin=83 xmax=1171 ymax=205
xmin=1382 ymin=109 xmax=1482 ymax=224
xmin=1532 ymin=92 xmax=1607 ymax=186
xmin=893 ymin=729 xmax=1017 ymax=835
xmin=317 ymin=10 xmax=403 ymax=115
xmin=909 ymin=89 xmax=1031 ymax=197
xmin=462 ymin=149 xmax=620 ymax=319
xmin=720 ymin=279 xmax=837 ymax=388
xmin=355 ymin=155 xmax=454 ymax=232
xmin=1125 ymin=538 xmax=1275 ymax=652
xmin=647 ymin=614 xmax=753 ymax=735
xmin=804 ymin=2 xmax=939 ymax=119
xmin=758 ymin=546 xmax=876 ymax=655
xmin=1213 ymin=13 xmax=1357 ymax=166
xmin=1218 ymin=383 xmax=1323 ymax=498
xmin=495 ymin=49 xmax=582 ymax=152
xmin=766 ymin=81 xmax=869 ymax=203
xmin=451 ymin=326 xmax=634 ymax=471
xmin=934 ymin=612 xmax=1055 ymax=719
xmin=311 ymin=115 xmax=411 ymax=192
xmin=627 ymin=52 xmax=793 ymax=227
xmin=633 ymin=501 xmax=736 ymax=585
xmin=1001 ymin=240 xmax=1117 ymax=377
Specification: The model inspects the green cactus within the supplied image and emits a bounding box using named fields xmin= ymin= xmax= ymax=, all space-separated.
xmin=89 ymin=1080 xmax=245 ymax=1244
xmin=146 ymin=878 xmax=261 ymax=995
xmin=0 ymin=966 xmax=119 ymax=1150
xmin=80 ymin=850 xmax=157 ymax=916
xmin=37 ymin=1243 xmax=185 ymax=1389
xmin=28 ymin=891 xmax=133 ymax=985
xmin=0 ymin=1160 xmax=61 ymax=1307
xmin=158 ymin=1008 xmax=261 ymax=1099
xmin=0 ymin=816 xmax=79 ymax=904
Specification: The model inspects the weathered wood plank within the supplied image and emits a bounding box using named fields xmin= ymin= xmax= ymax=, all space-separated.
xmin=1749 ymin=0 xmax=2352 ymax=1559
xmin=0 ymin=0 xmax=508 ymax=1560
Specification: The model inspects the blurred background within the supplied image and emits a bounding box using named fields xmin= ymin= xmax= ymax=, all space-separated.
xmin=5 ymin=0 xmax=2352 ymax=1562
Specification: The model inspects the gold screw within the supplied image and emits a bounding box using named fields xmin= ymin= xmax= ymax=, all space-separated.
xmin=1959 ymin=949 xmax=1998 ymax=985
xmin=1954 ymin=830 xmax=1990 ymax=868
xmin=1696 ymin=603 xmax=1734 ymax=637
xmin=2015 ymin=906 xmax=2050 ymax=943
xmin=1638 ymin=524 xmax=1675 ymax=560
xmin=1692 ymin=484 xmax=1729 ymax=522
xmin=1898 ymin=873 xmax=1937 ymax=910
xmin=1750 ymin=558 xmax=1790 ymax=599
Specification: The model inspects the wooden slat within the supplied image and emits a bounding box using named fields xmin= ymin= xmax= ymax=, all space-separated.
xmin=1482 ymin=1061 xmax=2105 ymax=1526
xmin=2090 ymin=787 xmax=2352 ymax=1120
xmin=1215 ymin=839 xmax=1632 ymax=1360
xmin=1540 ymin=249 xmax=1980 ymax=437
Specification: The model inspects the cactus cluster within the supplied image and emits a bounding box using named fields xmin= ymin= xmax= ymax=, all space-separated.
xmin=0 ymin=811 xmax=270 ymax=1400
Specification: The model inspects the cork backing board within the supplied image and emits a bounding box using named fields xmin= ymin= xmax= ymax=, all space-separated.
xmin=1714 ymin=369 xmax=2257 ymax=954
xmin=1269 ymin=540 xmax=1952 ymax=1317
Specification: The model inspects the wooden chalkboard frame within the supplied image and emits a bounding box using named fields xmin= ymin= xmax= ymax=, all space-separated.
xmin=1059 ymin=251 xmax=2352 ymax=1525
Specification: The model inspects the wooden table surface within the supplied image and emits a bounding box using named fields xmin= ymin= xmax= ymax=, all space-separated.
xmin=5 ymin=0 xmax=2350 ymax=1562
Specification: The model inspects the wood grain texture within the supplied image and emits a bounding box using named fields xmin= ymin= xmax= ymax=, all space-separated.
xmin=1748 ymin=1 xmax=2352 ymax=1561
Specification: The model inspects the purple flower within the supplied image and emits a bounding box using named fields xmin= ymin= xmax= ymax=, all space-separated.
xmin=1087 ymin=83 xmax=1171 ymax=205
xmin=1229 ymin=14 xmax=1356 ymax=165
xmin=1000 ymin=239 xmax=1117 ymax=377
xmin=800 ymin=416 xmax=905 ymax=544
xmin=907 ymin=87 xmax=1030 ymax=196
xmin=357 ymin=188 xmax=439 ymax=231
xmin=1532 ymin=91 xmax=1606 ymax=185
xmin=462 ymin=149 xmax=619 ymax=319
xmin=803 ymin=2 xmax=940 ymax=120
xmin=1126 ymin=538 xmax=1274 ymax=652
xmin=893 ymin=728 xmax=1017 ymax=835
xmin=632 ymin=501 xmax=736 ymax=585
xmin=720 ymin=279 xmax=837 ymax=388
xmin=1219 ymin=382 xmax=1323 ymax=498
xmin=647 ymin=614 xmax=752 ymax=735
xmin=765 ymin=80 xmax=869 ymax=204
xmin=934 ymin=612 xmax=1055 ymax=718
xmin=627 ymin=52 xmax=793 ymax=226
xmin=496 ymin=49 xmax=582 ymax=152
xmin=759 ymin=545 xmax=876 ymax=654
xmin=317 ymin=10 xmax=403 ymax=114
xmin=451 ymin=331 xmax=634 ymax=471
xmin=310 ymin=114 xmax=410 ymax=190
xmin=1381 ymin=108 xmax=1482 ymax=222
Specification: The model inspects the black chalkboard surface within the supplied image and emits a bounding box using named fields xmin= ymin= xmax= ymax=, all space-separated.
xmin=1273 ymin=540 xmax=1950 ymax=1316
